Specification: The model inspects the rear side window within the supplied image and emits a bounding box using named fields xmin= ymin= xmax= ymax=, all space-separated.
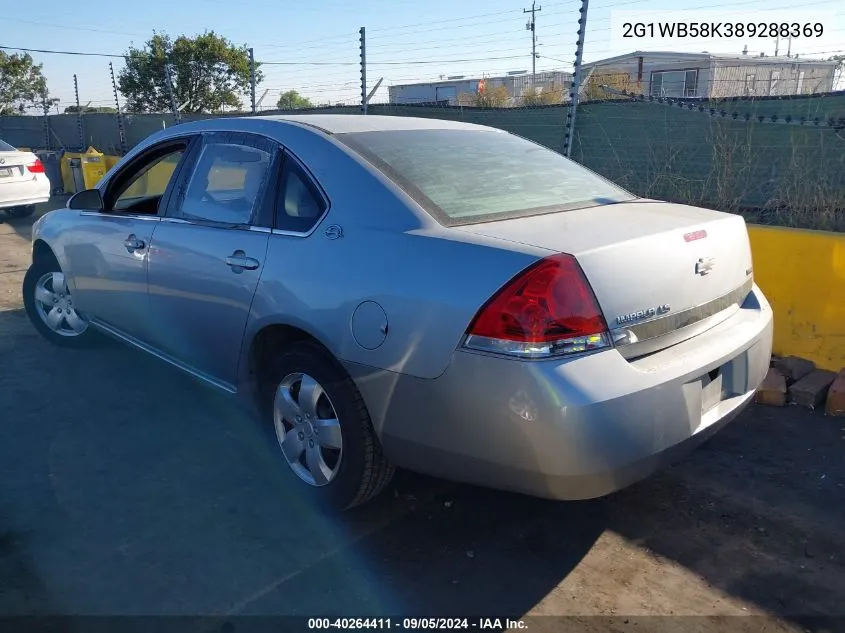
xmin=177 ymin=143 xmax=272 ymax=225
xmin=274 ymin=160 xmax=326 ymax=233
xmin=0 ymin=139 xmax=16 ymax=152
xmin=337 ymin=129 xmax=635 ymax=226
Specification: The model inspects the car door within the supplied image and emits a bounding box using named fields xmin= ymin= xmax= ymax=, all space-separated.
xmin=146 ymin=131 xmax=279 ymax=389
xmin=64 ymin=137 xmax=196 ymax=343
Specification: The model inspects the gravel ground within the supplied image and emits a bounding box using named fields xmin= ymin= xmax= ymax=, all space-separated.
xmin=1 ymin=202 xmax=843 ymax=631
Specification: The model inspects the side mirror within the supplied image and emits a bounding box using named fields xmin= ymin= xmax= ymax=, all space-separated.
xmin=67 ymin=189 xmax=105 ymax=211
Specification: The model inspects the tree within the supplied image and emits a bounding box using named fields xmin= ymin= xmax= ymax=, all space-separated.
xmin=583 ymin=71 xmax=643 ymax=101
xmin=521 ymin=86 xmax=564 ymax=106
xmin=118 ymin=31 xmax=262 ymax=113
xmin=63 ymin=105 xmax=117 ymax=114
xmin=276 ymin=90 xmax=313 ymax=110
xmin=461 ymin=83 xmax=510 ymax=107
xmin=0 ymin=51 xmax=50 ymax=115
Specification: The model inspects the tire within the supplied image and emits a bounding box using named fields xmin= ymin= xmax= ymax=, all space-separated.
xmin=6 ymin=205 xmax=36 ymax=219
xmin=22 ymin=256 xmax=102 ymax=348
xmin=261 ymin=341 xmax=395 ymax=512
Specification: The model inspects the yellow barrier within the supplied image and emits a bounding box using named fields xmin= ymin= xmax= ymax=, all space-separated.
xmin=748 ymin=225 xmax=845 ymax=371
xmin=60 ymin=148 xmax=109 ymax=193
xmin=59 ymin=153 xmax=79 ymax=193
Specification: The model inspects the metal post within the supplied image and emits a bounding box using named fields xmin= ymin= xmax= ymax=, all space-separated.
xmin=110 ymin=62 xmax=128 ymax=155
xmin=563 ymin=0 xmax=589 ymax=157
xmin=360 ymin=27 xmax=367 ymax=114
xmin=41 ymin=100 xmax=51 ymax=151
xmin=249 ymin=47 xmax=257 ymax=114
xmin=74 ymin=74 xmax=85 ymax=151
xmin=164 ymin=63 xmax=181 ymax=124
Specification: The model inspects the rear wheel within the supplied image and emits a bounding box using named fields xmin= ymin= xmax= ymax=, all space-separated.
xmin=23 ymin=257 xmax=101 ymax=348
xmin=6 ymin=205 xmax=36 ymax=219
xmin=262 ymin=341 xmax=395 ymax=511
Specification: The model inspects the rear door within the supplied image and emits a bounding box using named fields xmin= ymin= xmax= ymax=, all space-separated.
xmin=65 ymin=137 xmax=196 ymax=343
xmin=146 ymin=131 xmax=279 ymax=389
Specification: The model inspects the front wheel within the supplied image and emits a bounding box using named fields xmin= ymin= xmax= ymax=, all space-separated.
xmin=263 ymin=341 xmax=395 ymax=511
xmin=23 ymin=258 xmax=101 ymax=348
xmin=6 ymin=205 xmax=36 ymax=219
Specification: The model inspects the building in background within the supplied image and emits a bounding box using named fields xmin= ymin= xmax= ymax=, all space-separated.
xmin=581 ymin=51 xmax=837 ymax=99
xmin=388 ymin=70 xmax=573 ymax=106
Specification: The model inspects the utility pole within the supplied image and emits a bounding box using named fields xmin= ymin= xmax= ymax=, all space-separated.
xmin=524 ymin=2 xmax=541 ymax=90
xmin=74 ymin=74 xmax=84 ymax=150
xmin=563 ymin=0 xmax=589 ymax=158
xmin=248 ymin=47 xmax=257 ymax=114
xmin=360 ymin=27 xmax=367 ymax=114
xmin=109 ymin=62 xmax=127 ymax=155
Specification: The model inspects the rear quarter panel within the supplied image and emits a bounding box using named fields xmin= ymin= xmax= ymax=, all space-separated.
xmin=249 ymin=226 xmax=546 ymax=380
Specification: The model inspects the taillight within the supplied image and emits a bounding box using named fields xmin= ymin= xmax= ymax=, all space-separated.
xmin=27 ymin=159 xmax=45 ymax=173
xmin=464 ymin=253 xmax=610 ymax=359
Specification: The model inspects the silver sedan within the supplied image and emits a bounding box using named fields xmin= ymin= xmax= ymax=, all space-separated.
xmin=23 ymin=115 xmax=773 ymax=511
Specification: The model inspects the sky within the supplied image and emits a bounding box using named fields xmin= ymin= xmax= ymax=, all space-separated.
xmin=3 ymin=0 xmax=843 ymax=112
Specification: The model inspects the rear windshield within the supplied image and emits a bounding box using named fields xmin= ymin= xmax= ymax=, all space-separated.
xmin=0 ymin=139 xmax=16 ymax=152
xmin=337 ymin=129 xmax=635 ymax=226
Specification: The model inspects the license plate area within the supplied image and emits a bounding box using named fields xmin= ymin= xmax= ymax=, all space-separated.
xmin=0 ymin=167 xmax=12 ymax=178
xmin=700 ymin=366 xmax=727 ymax=413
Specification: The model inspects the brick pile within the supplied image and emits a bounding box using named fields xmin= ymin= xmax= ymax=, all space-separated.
xmin=755 ymin=355 xmax=845 ymax=416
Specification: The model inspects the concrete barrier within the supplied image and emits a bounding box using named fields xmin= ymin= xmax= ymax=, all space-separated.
xmin=748 ymin=225 xmax=845 ymax=372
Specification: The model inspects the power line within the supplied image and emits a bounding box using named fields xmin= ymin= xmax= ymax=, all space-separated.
xmin=0 ymin=44 xmax=528 ymax=67
xmin=0 ymin=44 xmax=127 ymax=59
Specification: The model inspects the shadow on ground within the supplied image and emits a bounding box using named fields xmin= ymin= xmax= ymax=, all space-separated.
xmin=1 ymin=294 xmax=844 ymax=624
xmin=605 ymin=403 xmax=845 ymax=620
xmin=0 ymin=307 xmax=605 ymax=617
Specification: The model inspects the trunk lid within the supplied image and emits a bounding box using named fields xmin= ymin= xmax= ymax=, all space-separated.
xmin=0 ymin=151 xmax=38 ymax=184
xmin=454 ymin=201 xmax=754 ymax=357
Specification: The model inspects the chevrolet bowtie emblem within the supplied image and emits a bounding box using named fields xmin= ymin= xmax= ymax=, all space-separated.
xmin=696 ymin=257 xmax=716 ymax=275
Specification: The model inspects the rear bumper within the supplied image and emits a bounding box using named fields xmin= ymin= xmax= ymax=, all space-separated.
xmin=348 ymin=283 xmax=773 ymax=500
xmin=0 ymin=175 xmax=50 ymax=209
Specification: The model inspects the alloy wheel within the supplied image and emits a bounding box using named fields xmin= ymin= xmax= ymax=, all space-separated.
xmin=273 ymin=372 xmax=344 ymax=486
xmin=32 ymin=272 xmax=88 ymax=337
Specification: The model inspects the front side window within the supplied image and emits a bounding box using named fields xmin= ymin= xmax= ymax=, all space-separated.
xmin=176 ymin=143 xmax=272 ymax=225
xmin=110 ymin=147 xmax=186 ymax=214
xmin=337 ymin=129 xmax=635 ymax=226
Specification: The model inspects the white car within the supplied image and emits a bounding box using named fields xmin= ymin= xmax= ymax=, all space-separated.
xmin=0 ymin=139 xmax=51 ymax=218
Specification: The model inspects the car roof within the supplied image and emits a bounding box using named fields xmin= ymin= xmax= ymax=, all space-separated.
xmin=230 ymin=114 xmax=499 ymax=135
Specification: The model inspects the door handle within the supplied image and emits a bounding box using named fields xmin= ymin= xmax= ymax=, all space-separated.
xmin=124 ymin=235 xmax=145 ymax=252
xmin=225 ymin=252 xmax=260 ymax=271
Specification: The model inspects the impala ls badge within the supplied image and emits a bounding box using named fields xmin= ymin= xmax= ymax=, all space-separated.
xmin=616 ymin=304 xmax=670 ymax=325
xmin=696 ymin=257 xmax=716 ymax=276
